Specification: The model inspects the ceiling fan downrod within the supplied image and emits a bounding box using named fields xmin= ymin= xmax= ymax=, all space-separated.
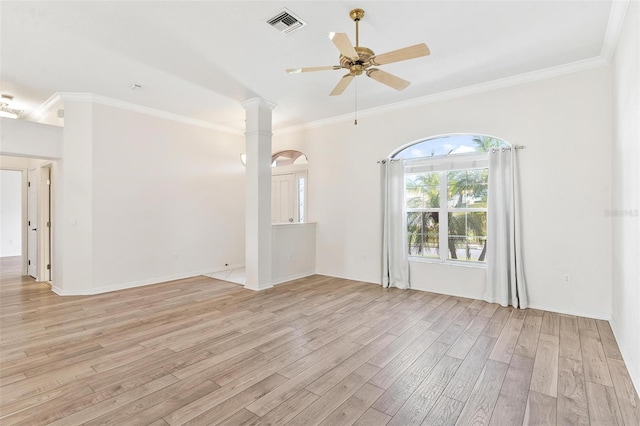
xmin=349 ymin=8 xmax=365 ymax=48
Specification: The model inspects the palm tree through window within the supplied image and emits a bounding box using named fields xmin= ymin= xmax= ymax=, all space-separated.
xmin=394 ymin=135 xmax=508 ymax=263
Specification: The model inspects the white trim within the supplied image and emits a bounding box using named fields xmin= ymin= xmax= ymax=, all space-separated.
xmin=50 ymin=268 xmax=221 ymax=296
xmin=610 ymin=317 xmax=640 ymax=396
xmin=243 ymin=283 xmax=274 ymax=292
xmin=272 ymin=271 xmax=316 ymax=286
xmin=526 ymin=302 xmax=611 ymax=321
xmin=410 ymin=285 xmax=483 ymax=301
xmin=275 ymin=56 xmax=608 ymax=135
xmin=600 ymin=0 xmax=631 ymax=63
xmin=26 ymin=93 xmax=62 ymax=123
xmin=48 ymin=93 xmax=243 ymax=135
xmin=409 ymin=257 xmax=486 ymax=269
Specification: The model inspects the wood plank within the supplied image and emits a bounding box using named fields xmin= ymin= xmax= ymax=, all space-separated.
xmin=354 ymin=408 xmax=391 ymax=426
xmin=284 ymin=363 xmax=380 ymax=426
xmin=367 ymin=321 xmax=431 ymax=368
xmin=576 ymin=316 xmax=598 ymax=331
xmin=319 ymin=383 xmax=385 ymax=426
xmin=529 ymin=333 xmax=559 ymax=397
xmin=522 ymin=390 xmax=557 ymax=426
xmin=540 ymin=311 xmax=560 ymax=336
xmin=446 ymin=316 xmax=489 ymax=360
xmin=607 ymin=358 xmax=640 ymax=426
xmin=489 ymin=317 xmax=524 ymax=364
xmin=306 ymin=333 xmax=396 ymax=395
xmin=489 ymin=354 xmax=534 ymax=425
xmin=248 ymin=389 xmax=318 ymax=426
xmin=595 ymin=320 xmax=623 ymax=360
xmin=454 ymin=359 xmax=508 ymax=426
xmin=513 ymin=315 xmax=542 ymax=359
xmin=386 ymin=355 xmax=461 ymax=426
xmin=481 ymin=306 xmax=511 ymax=338
xmin=579 ymin=328 xmax=613 ymax=386
xmin=367 ymin=330 xmax=440 ymax=389
xmin=442 ymin=335 xmax=496 ymax=402
xmin=168 ymin=373 xmax=288 ymax=426
xmin=372 ymin=342 xmax=451 ymax=415
xmin=557 ymin=356 xmax=589 ymax=426
xmin=559 ymin=315 xmax=582 ymax=361
xmin=585 ymin=381 xmax=624 ymax=425
xmin=419 ymin=395 xmax=463 ymax=425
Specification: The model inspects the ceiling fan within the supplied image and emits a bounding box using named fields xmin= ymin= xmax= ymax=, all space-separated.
xmin=286 ymin=8 xmax=430 ymax=96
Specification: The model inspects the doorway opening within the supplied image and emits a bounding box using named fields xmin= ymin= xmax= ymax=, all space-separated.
xmin=1 ymin=156 xmax=56 ymax=283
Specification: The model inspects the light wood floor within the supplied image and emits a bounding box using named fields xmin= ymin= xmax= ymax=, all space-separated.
xmin=1 ymin=257 xmax=638 ymax=425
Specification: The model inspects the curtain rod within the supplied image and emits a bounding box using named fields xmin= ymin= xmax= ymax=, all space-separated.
xmin=378 ymin=145 xmax=526 ymax=163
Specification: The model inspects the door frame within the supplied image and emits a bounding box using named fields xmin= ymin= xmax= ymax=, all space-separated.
xmin=40 ymin=165 xmax=53 ymax=282
xmin=27 ymin=168 xmax=38 ymax=278
xmin=272 ymin=164 xmax=308 ymax=224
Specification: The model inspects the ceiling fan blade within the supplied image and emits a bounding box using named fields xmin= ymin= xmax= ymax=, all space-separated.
xmin=286 ymin=66 xmax=341 ymax=74
xmin=370 ymin=43 xmax=430 ymax=65
xmin=329 ymin=73 xmax=354 ymax=96
xmin=329 ymin=32 xmax=359 ymax=61
xmin=366 ymin=68 xmax=410 ymax=91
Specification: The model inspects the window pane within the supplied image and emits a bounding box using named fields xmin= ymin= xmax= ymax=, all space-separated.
xmin=447 ymin=212 xmax=487 ymax=262
xmin=297 ymin=177 xmax=305 ymax=222
xmin=447 ymin=236 xmax=487 ymax=261
xmin=407 ymin=211 xmax=439 ymax=258
xmin=406 ymin=172 xmax=440 ymax=208
xmin=447 ymin=168 xmax=488 ymax=208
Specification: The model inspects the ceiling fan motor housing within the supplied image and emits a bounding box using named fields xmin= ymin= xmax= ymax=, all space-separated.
xmin=340 ymin=46 xmax=374 ymax=75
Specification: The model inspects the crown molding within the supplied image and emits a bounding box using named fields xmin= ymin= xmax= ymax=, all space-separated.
xmin=275 ymin=55 xmax=609 ymax=135
xmin=35 ymin=92 xmax=243 ymax=135
xmin=601 ymin=0 xmax=630 ymax=63
xmin=26 ymin=93 xmax=62 ymax=122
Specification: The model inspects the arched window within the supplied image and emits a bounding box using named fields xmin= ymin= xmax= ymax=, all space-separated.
xmin=271 ymin=150 xmax=308 ymax=167
xmin=392 ymin=134 xmax=509 ymax=263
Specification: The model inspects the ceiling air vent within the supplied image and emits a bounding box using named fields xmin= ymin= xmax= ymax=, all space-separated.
xmin=266 ymin=8 xmax=306 ymax=34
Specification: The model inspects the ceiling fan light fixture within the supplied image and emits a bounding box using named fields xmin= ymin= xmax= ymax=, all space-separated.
xmin=0 ymin=94 xmax=21 ymax=119
xmin=0 ymin=109 xmax=18 ymax=119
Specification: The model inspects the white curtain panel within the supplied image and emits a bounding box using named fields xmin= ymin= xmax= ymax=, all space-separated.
xmin=485 ymin=148 xmax=529 ymax=308
xmin=381 ymin=159 xmax=410 ymax=289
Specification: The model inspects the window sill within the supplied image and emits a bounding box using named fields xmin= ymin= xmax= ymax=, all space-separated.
xmin=409 ymin=257 xmax=487 ymax=269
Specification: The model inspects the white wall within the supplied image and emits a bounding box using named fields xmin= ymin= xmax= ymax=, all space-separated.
xmin=272 ymin=223 xmax=316 ymax=285
xmin=274 ymin=66 xmax=613 ymax=319
xmin=81 ymin=103 xmax=245 ymax=293
xmin=0 ymin=170 xmax=22 ymax=257
xmin=0 ymin=118 xmax=63 ymax=159
xmin=611 ymin=1 xmax=640 ymax=393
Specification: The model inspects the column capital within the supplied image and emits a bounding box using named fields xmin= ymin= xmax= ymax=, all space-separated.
xmin=241 ymin=98 xmax=277 ymax=111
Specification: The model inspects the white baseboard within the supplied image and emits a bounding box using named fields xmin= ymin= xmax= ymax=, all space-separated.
xmin=51 ymin=267 xmax=230 ymax=296
xmin=526 ymin=302 xmax=611 ymax=321
xmin=272 ymin=271 xmax=316 ymax=286
xmin=609 ymin=317 xmax=640 ymax=396
xmin=243 ymin=284 xmax=274 ymax=291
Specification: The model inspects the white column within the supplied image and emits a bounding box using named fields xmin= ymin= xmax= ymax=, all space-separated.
xmin=242 ymin=98 xmax=276 ymax=291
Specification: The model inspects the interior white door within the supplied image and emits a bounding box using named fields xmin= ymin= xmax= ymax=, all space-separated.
xmin=271 ymin=173 xmax=296 ymax=223
xmin=27 ymin=169 xmax=37 ymax=278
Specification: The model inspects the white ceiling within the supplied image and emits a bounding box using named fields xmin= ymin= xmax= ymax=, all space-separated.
xmin=0 ymin=1 xmax=623 ymax=132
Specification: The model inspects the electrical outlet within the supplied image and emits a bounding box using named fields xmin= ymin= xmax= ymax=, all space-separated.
xmin=563 ymin=274 xmax=571 ymax=284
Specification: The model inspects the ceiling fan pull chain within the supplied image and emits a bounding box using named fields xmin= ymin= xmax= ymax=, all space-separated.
xmin=354 ymin=78 xmax=358 ymax=125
